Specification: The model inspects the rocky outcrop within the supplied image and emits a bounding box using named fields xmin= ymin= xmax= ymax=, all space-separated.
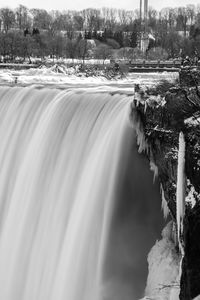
xmin=133 ymin=69 xmax=200 ymax=299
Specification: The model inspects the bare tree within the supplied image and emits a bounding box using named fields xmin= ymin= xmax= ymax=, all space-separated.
xmin=30 ymin=9 xmax=51 ymax=30
xmin=73 ymin=14 xmax=84 ymax=31
xmin=65 ymin=38 xmax=78 ymax=59
xmin=118 ymin=9 xmax=129 ymax=28
xmin=15 ymin=5 xmax=31 ymax=30
xmin=176 ymin=7 xmax=188 ymax=37
xmin=77 ymin=39 xmax=92 ymax=63
xmin=94 ymin=44 xmax=111 ymax=63
xmin=186 ymin=5 xmax=196 ymax=26
xmin=148 ymin=7 xmax=157 ymax=30
xmin=82 ymin=9 xmax=101 ymax=31
xmin=0 ymin=8 xmax=15 ymax=32
xmin=101 ymin=7 xmax=117 ymax=31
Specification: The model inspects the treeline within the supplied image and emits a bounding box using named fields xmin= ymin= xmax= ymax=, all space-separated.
xmin=1 ymin=4 xmax=200 ymax=61
xmin=0 ymin=28 xmax=138 ymax=63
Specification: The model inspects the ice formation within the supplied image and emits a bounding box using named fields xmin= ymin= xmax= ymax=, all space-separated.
xmin=150 ymin=161 xmax=158 ymax=182
xmin=161 ymin=184 xmax=170 ymax=220
xmin=176 ymin=132 xmax=186 ymax=253
xmin=130 ymin=102 xmax=149 ymax=154
xmin=143 ymin=222 xmax=181 ymax=300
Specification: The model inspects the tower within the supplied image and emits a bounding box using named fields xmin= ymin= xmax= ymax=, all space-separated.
xmin=139 ymin=0 xmax=142 ymax=49
xmin=139 ymin=0 xmax=148 ymax=23
xmin=144 ymin=0 xmax=148 ymax=33
xmin=139 ymin=0 xmax=142 ymax=24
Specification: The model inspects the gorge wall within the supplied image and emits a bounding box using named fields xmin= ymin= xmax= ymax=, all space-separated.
xmin=133 ymin=69 xmax=200 ymax=300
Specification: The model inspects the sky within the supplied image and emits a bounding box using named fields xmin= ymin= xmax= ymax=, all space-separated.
xmin=0 ymin=0 xmax=200 ymax=11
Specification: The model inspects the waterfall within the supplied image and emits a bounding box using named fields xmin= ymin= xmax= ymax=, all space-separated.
xmin=0 ymin=86 xmax=163 ymax=300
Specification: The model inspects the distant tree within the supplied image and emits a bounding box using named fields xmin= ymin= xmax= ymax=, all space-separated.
xmin=193 ymin=35 xmax=200 ymax=55
xmin=113 ymin=31 xmax=124 ymax=47
xmin=0 ymin=32 xmax=9 ymax=59
xmin=77 ymin=39 xmax=92 ymax=63
xmin=82 ymin=8 xmax=101 ymax=31
xmin=30 ymin=9 xmax=51 ymax=30
xmin=73 ymin=15 xmax=84 ymax=31
xmin=190 ymin=25 xmax=200 ymax=39
xmin=4 ymin=31 xmax=27 ymax=61
xmin=32 ymin=28 xmax=40 ymax=35
xmin=92 ymin=30 xmax=98 ymax=39
xmin=162 ymin=30 xmax=182 ymax=58
xmin=176 ymin=7 xmax=188 ymax=37
xmin=32 ymin=32 xmax=48 ymax=58
xmin=94 ymin=44 xmax=111 ymax=63
xmin=15 ymin=5 xmax=31 ymax=30
xmin=148 ymin=7 xmax=157 ymax=31
xmin=65 ymin=38 xmax=78 ymax=59
xmin=186 ymin=4 xmax=196 ymax=26
xmin=181 ymin=37 xmax=194 ymax=57
xmin=106 ymin=38 xmax=120 ymax=49
xmin=20 ymin=34 xmax=34 ymax=62
xmin=118 ymin=9 xmax=129 ymax=29
xmin=115 ymin=47 xmax=136 ymax=60
xmin=147 ymin=47 xmax=168 ymax=60
xmin=0 ymin=8 xmax=15 ymax=32
xmin=102 ymin=7 xmax=117 ymax=32
xmin=24 ymin=28 xmax=30 ymax=37
xmin=130 ymin=29 xmax=138 ymax=48
xmin=48 ymin=33 xmax=64 ymax=59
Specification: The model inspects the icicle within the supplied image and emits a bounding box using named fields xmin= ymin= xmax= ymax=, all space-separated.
xmin=149 ymin=161 xmax=158 ymax=182
xmin=130 ymin=102 xmax=149 ymax=154
xmin=160 ymin=184 xmax=170 ymax=219
xmin=176 ymin=132 xmax=186 ymax=254
xmin=144 ymin=100 xmax=148 ymax=113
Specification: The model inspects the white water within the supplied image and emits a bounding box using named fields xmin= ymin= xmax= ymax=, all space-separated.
xmin=0 ymin=86 xmax=164 ymax=300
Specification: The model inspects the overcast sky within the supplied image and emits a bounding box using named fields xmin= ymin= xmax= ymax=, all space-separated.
xmin=1 ymin=0 xmax=200 ymax=11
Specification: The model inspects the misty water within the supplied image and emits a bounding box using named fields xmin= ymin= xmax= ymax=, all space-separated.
xmin=0 ymin=85 xmax=164 ymax=300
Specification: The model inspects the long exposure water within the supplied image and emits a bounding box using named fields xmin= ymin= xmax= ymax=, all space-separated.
xmin=0 ymin=86 xmax=163 ymax=300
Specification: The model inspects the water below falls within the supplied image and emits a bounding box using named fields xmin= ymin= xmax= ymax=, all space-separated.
xmin=0 ymin=86 xmax=164 ymax=300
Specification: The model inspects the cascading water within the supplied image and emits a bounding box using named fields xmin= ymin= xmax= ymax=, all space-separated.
xmin=0 ymin=86 xmax=164 ymax=300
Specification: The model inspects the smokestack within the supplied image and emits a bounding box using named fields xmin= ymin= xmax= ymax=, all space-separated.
xmin=144 ymin=0 xmax=148 ymax=19
xmin=144 ymin=0 xmax=148 ymax=32
xmin=140 ymin=0 xmax=142 ymax=21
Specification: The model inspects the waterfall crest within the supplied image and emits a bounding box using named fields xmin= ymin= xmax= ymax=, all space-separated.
xmin=0 ymin=86 xmax=163 ymax=300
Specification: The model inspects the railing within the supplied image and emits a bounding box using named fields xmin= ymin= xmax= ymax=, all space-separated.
xmin=129 ymin=60 xmax=181 ymax=72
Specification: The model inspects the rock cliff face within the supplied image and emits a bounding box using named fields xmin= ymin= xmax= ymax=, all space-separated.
xmin=133 ymin=70 xmax=200 ymax=299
